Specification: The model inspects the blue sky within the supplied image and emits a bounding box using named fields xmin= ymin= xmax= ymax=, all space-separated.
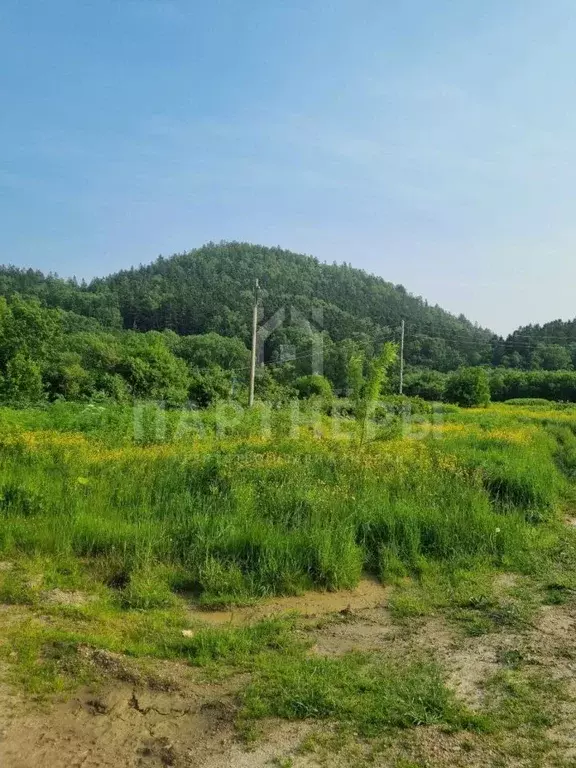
xmin=1 ymin=0 xmax=576 ymax=335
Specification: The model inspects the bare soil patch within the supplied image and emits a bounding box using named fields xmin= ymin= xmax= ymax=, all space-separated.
xmin=1 ymin=585 xmax=576 ymax=767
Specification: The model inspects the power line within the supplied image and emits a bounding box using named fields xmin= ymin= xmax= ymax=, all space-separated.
xmin=404 ymin=324 xmax=576 ymax=347
xmin=226 ymin=312 xmax=576 ymax=383
xmin=406 ymin=330 xmax=576 ymax=350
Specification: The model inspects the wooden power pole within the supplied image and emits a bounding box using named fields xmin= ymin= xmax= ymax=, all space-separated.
xmin=249 ymin=279 xmax=260 ymax=406
xmin=399 ymin=319 xmax=405 ymax=395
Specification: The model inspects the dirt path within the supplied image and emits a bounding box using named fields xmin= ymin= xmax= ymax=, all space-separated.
xmin=188 ymin=578 xmax=390 ymax=626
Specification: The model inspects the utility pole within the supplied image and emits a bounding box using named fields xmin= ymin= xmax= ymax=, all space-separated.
xmin=399 ymin=319 xmax=405 ymax=395
xmin=249 ymin=279 xmax=260 ymax=407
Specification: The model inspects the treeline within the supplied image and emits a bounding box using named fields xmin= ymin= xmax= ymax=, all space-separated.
xmin=0 ymin=295 xmax=251 ymax=406
xmin=4 ymin=241 xmax=576 ymax=374
xmin=3 ymin=291 xmax=576 ymax=407
xmin=0 ymin=293 xmax=401 ymax=406
xmin=2 ymin=241 xmax=576 ymax=407
xmin=3 ymin=290 xmax=576 ymax=408
xmin=0 ymin=242 xmax=495 ymax=372
xmin=405 ymin=368 xmax=576 ymax=403
xmin=492 ymin=318 xmax=576 ymax=370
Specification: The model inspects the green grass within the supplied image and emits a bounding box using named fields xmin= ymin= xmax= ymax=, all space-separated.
xmin=482 ymin=669 xmax=566 ymax=732
xmin=2 ymin=399 xmax=576 ymax=765
xmin=241 ymin=652 xmax=481 ymax=736
xmin=0 ymin=399 xmax=573 ymax=606
xmin=0 ymin=621 xmax=98 ymax=695
xmin=0 ymin=608 xmax=304 ymax=693
xmin=387 ymin=564 xmax=539 ymax=636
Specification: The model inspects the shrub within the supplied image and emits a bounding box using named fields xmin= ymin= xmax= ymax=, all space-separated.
xmin=377 ymin=395 xmax=432 ymax=417
xmin=295 ymin=375 xmax=333 ymax=401
xmin=3 ymin=354 xmax=44 ymax=405
xmin=445 ymin=368 xmax=490 ymax=408
xmin=188 ymin=366 xmax=232 ymax=407
xmin=403 ymin=370 xmax=447 ymax=401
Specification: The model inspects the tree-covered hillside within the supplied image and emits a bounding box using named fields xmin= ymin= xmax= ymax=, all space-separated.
xmin=1 ymin=241 xmax=576 ymax=406
xmin=0 ymin=242 xmax=495 ymax=372
xmin=494 ymin=319 xmax=576 ymax=371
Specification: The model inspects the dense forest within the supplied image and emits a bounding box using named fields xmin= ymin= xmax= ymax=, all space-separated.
xmin=0 ymin=242 xmax=494 ymax=370
xmin=0 ymin=241 xmax=575 ymax=405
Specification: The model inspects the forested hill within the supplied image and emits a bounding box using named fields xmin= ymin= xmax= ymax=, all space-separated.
xmin=0 ymin=242 xmax=494 ymax=372
xmin=495 ymin=319 xmax=576 ymax=370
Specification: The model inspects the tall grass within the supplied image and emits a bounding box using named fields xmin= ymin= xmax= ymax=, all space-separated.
xmin=0 ymin=400 xmax=571 ymax=605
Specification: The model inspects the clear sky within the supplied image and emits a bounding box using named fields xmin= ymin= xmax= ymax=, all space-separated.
xmin=1 ymin=1 xmax=575 ymax=335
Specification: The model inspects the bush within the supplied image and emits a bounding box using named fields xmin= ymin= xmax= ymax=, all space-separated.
xmin=3 ymin=354 xmax=44 ymax=405
xmin=188 ymin=366 xmax=232 ymax=407
xmin=445 ymin=368 xmax=490 ymax=408
xmin=403 ymin=370 xmax=447 ymax=401
xmin=295 ymin=375 xmax=333 ymax=401
xmin=253 ymin=369 xmax=297 ymax=405
xmin=378 ymin=395 xmax=432 ymax=417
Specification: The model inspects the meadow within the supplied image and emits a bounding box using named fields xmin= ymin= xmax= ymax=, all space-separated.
xmin=0 ymin=404 xmax=576 ymax=608
xmin=0 ymin=398 xmax=573 ymax=609
xmin=2 ymin=398 xmax=576 ymax=766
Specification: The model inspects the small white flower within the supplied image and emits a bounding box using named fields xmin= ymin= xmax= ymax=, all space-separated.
xmin=495 ymin=527 xmax=501 ymax=533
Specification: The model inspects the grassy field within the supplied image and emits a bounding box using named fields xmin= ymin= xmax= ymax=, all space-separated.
xmin=1 ymin=399 xmax=576 ymax=766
